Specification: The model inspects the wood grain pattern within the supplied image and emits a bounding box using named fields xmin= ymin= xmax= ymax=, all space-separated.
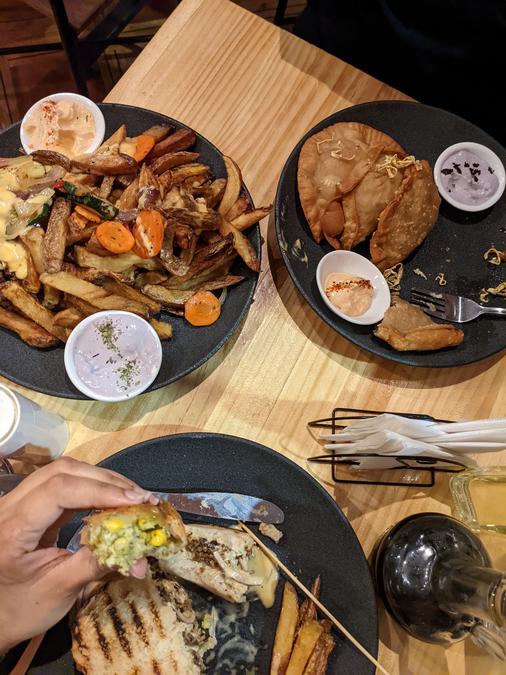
xmin=1 ymin=1 xmax=505 ymax=673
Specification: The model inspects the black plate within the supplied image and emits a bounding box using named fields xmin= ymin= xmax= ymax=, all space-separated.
xmin=275 ymin=100 xmax=506 ymax=367
xmin=0 ymin=104 xmax=260 ymax=397
xmin=1 ymin=433 xmax=377 ymax=674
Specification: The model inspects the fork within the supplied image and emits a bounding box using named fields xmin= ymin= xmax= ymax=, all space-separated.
xmin=411 ymin=288 xmax=506 ymax=323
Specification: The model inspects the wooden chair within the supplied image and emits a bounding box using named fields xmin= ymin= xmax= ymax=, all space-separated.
xmin=0 ymin=0 xmax=155 ymax=95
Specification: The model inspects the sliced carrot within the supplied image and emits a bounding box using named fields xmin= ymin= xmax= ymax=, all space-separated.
xmin=184 ymin=291 xmax=221 ymax=326
xmin=74 ymin=204 xmax=102 ymax=223
xmin=132 ymin=209 xmax=164 ymax=258
xmin=132 ymin=134 xmax=156 ymax=163
xmin=96 ymin=220 xmax=135 ymax=254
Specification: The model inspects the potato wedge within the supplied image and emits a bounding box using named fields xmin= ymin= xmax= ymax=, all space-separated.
xmin=97 ymin=124 xmax=126 ymax=153
xmin=43 ymin=197 xmax=71 ymax=273
xmin=218 ymin=156 xmax=242 ymax=216
xmin=142 ymin=285 xmax=195 ymax=309
xmin=74 ymin=246 xmax=161 ymax=273
xmin=148 ymin=129 xmax=196 ymax=160
xmin=143 ymin=124 xmax=174 ymax=142
xmin=170 ymin=163 xmax=209 ymax=185
xmin=205 ymin=178 xmax=227 ymax=208
xmin=42 ymin=285 xmax=62 ymax=310
xmin=286 ymin=621 xmax=324 ymax=675
xmin=40 ymin=272 xmax=150 ymax=317
xmin=271 ymin=582 xmax=299 ymax=675
xmin=226 ymin=195 xmax=250 ymax=221
xmin=219 ymin=218 xmax=260 ymax=272
xmin=150 ymin=151 xmax=199 ymax=175
xmin=66 ymin=224 xmax=98 ymax=247
xmin=0 ymin=306 xmax=59 ymax=348
xmin=99 ymin=175 xmax=115 ymax=200
xmin=117 ymin=176 xmax=139 ymax=210
xmin=1 ymin=281 xmax=68 ymax=342
xmin=53 ymin=307 xmax=84 ymax=328
xmin=302 ymin=631 xmax=335 ymax=675
xmin=102 ymin=278 xmax=162 ymax=314
xmin=232 ymin=206 xmax=272 ymax=231
xmin=21 ymin=227 xmax=45 ymax=274
xmin=21 ymin=244 xmax=41 ymax=295
xmin=149 ymin=317 xmax=172 ymax=340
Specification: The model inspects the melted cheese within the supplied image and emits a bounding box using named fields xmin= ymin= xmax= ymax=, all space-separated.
xmin=247 ymin=547 xmax=278 ymax=609
xmin=0 ymin=240 xmax=28 ymax=279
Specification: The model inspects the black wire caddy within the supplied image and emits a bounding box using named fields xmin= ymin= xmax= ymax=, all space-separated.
xmin=307 ymin=407 xmax=468 ymax=488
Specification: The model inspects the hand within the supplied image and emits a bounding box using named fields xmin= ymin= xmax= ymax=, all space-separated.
xmin=0 ymin=457 xmax=155 ymax=653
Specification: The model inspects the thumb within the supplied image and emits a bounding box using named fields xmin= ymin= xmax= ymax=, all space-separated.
xmin=49 ymin=547 xmax=106 ymax=595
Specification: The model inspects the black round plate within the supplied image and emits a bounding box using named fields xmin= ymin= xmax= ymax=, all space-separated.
xmin=275 ymin=100 xmax=506 ymax=367
xmin=1 ymin=433 xmax=377 ymax=674
xmin=0 ymin=104 xmax=260 ymax=397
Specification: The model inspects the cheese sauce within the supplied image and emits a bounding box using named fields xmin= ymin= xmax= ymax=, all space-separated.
xmin=325 ymin=272 xmax=373 ymax=316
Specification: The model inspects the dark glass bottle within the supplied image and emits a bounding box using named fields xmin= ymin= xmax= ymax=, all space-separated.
xmin=372 ymin=513 xmax=506 ymax=656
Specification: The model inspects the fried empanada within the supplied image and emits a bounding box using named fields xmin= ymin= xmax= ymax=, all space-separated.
xmin=343 ymin=153 xmax=405 ymax=248
xmin=370 ymin=160 xmax=441 ymax=270
xmin=297 ymin=123 xmax=384 ymax=243
xmin=374 ymin=297 xmax=464 ymax=351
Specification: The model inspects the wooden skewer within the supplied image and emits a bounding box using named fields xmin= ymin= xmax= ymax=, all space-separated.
xmin=9 ymin=633 xmax=45 ymax=675
xmin=239 ymin=522 xmax=392 ymax=675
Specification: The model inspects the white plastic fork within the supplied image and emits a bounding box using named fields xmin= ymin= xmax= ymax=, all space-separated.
xmin=410 ymin=288 xmax=506 ymax=323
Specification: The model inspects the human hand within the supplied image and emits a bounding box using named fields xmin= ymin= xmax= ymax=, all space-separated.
xmin=0 ymin=457 xmax=155 ymax=653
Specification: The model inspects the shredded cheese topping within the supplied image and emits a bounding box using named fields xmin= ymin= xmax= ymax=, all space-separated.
xmin=375 ymin=154 xmax=420 ymax=178
xmin=483 ymin=246 xmax=505 ymax=266
xmin=435 ymin=272 xmax=447 ymax=286
xmin=383 ymin=262 xmax=404 ymax=291
xmin=479 ymin=281 xmax=506 ymax=303
xmin=316 ymin=137 xmax=356 ymax=161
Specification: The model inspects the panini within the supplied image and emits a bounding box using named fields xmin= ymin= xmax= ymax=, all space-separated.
xmin=72 ymin=570 xmax=215 ymax=674
xmin=159 ymin=523 xmax=278 ymax=606
xmin=82 ymin=502 xmax=186 ymax=575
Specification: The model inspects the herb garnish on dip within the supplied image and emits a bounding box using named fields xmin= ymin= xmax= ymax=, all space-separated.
xmin=440 ymin=148 xmax=499 ymax=207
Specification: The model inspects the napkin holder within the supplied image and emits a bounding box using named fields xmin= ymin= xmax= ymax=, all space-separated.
xmin=307 ymin=407 xmax=467 ymax=488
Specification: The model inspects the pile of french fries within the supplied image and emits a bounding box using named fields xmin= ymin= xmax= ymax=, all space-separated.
xmin=0 ymin=122 xmax=271 ymax=348
xmin=271 ymin=578 xmax=335 ymax=675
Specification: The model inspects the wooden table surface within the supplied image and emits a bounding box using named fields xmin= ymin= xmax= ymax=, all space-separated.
xmin=2 ymin=1 xmax=506 ymax=673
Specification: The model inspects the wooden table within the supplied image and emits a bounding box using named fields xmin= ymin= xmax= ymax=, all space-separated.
xmin=3 ymin=1 xmax=506 ymax=673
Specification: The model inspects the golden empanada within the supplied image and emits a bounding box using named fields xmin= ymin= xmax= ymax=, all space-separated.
xmin=374 ymin=297 xmax=464 ymax=351
xmin=370 ymin=160 xmax=441 ymax=271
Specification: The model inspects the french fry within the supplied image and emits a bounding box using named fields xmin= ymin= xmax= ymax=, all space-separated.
xmin=0 ymin=306 xmax=59 ymax=348
xmin=0 ymin=281 xmax=68 ymax=342
xmin=219 ymin=218 xmax=260 ymax=272
xmin=99 ymin=175 xmax=115 ymax=200
xmin=149 ymin=317 xmax=173 ymax=340
xmin=218 ymin=156 xmax=242 ymax=216
xmin=40 ymin=272 xmax=150 ymax=317
xmin=148 ymin=129 xmax=196 ymax=160
xmin=97 ymin=124 xmax=126 ymax=153
xmin=143 ymin=124 xmax=173 ymax=142
xmin=101 ymin=278 xmax=162 ymax=314
xmin=302 ymin=631 xmax=335 ymax=675
xmin=232 ymin=206 xmax=272 ymax=231
xmin=150 ymin=151 xmax=200 ymax=175
xmin=43 ymin=197 xmax=71 ymax=273
xmin=271 ymin=582 xmax=299 ymax=675
xmin=226 ymin=195 xmax=250 ymax=221
xmin=53 ymin=307 xmax=84 ymax=328
xmin=285 ymin=621 xmax=324 ymax=675
xmin=21 ymin=227 xmax=44 ymax=274
xmin=170 ymin=163 xmax=209 ymax=185
xmin=64 ymin=295 xmax=98 ymax=317
xmin=117 ymin=175 xmax=139 ymax=210
xmin=142 ymin=285 xmax=195 ymax=309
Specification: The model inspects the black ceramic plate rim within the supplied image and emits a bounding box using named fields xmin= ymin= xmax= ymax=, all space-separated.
xmin=94 ymin=432 xmax=379 ymax=669
xmin=274 ymin=99 xmax=506 ymax=368
xmin=0 ymin=103 xmax=260 ymax=398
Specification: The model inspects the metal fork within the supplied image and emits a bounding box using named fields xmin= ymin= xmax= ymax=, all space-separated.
xmin=411 ymin=288 xmax=506 ymax=323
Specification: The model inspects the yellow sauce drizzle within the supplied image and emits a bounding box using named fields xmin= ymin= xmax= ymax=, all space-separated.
xmin=483 ymin=247 xmax=505 ymax=266
xmin=316 ymin=137 xmax=355 ymax=160
xmin=479 ymin=281 xmax=506 ymax=303
xmin=435 ymin=272 xmax=447 ymax=286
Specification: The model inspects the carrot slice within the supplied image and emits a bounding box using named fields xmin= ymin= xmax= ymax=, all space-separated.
xmin=132 ymin=134 xmax=156 ymax=163
xmin=184 ymin=291 xmax=221 ymax=326
xmin=74 ymin=204 xmax=102 ymax=223
xmin=96 ymin=220 xmax=135 ymax=254
xmin=132 ymin=210 xmax=164 ymax=258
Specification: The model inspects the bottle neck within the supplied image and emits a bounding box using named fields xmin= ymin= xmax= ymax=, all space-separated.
xmin=436 ymin=557 xmax=506 ymax=627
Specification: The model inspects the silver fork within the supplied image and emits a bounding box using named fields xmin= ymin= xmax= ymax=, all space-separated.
xmin=411 ymin=288 xmax=506 ymax=323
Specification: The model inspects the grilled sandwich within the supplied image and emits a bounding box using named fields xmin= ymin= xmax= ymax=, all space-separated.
xmin=82 ymin=502 xmax=186 ymax=575
xmin=71 ymin=569 xmax=215 ymax=674
xmin=159 ymin=523 xmax=278 ymax=606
